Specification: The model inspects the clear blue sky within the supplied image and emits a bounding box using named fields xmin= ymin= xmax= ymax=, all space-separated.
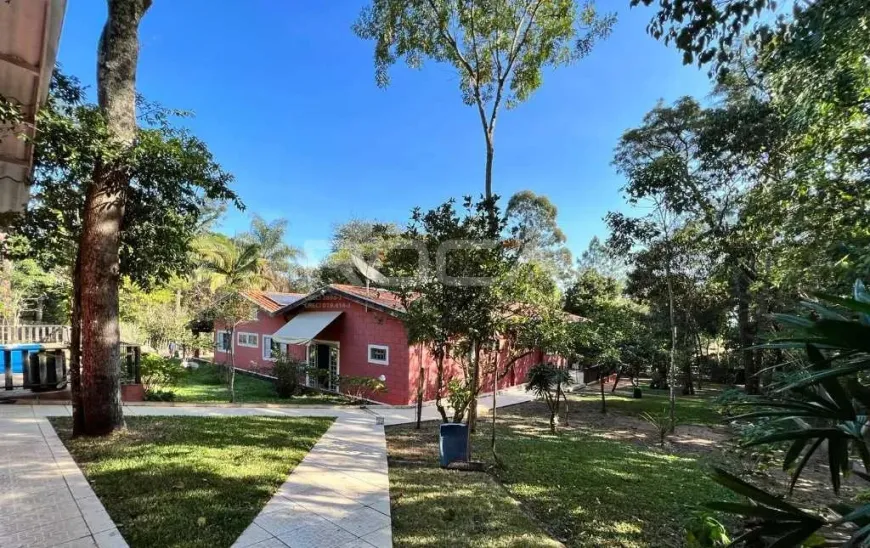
xmin=56 ymin=1 xmax=712 ymax=266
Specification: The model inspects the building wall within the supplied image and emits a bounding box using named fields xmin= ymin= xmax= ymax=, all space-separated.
xmin=293 ymin=297 xmax=411 ymax=405
xmin=216 ymin=294 xmax=411 ymax=405
xmin=215 ymin=292 xmax=559 ymax=406
xmin=213 ymin=310 xmax=286 ymax=375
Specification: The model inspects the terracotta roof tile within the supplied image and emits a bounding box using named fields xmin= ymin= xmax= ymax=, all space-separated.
xmin=328 ymin=284 xmax=407 ymax=312
xmin=241 ymin=290 xmax=306 ymax=314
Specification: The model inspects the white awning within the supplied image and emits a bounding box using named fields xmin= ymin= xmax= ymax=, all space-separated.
xmin=272 ymin=310 xmax=343 ymax=345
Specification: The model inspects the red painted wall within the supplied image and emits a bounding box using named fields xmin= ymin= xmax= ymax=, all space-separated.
xmin=215 ymin=291 xmax=555 ymax=406
xmin=213 ymin=310 xmax=286 ymax=375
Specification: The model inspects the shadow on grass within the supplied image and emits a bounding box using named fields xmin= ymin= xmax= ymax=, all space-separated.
xmin=51 ymin=415 xmax=333 ymax=548
xmin=387 ymin=401 xmax=737 ymax=548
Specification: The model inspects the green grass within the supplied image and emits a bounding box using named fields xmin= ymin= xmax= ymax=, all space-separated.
xmin=573 ymin=386 xmax=724 ymax=426
xmin=386 ymin=401 xmax=737 ymax=548
xmin=387 ymin=424 xmax=560 ymax=548
xmin=51 ymin=416 xmax=333 ymax=548
xmin=169 ymin=362 xmax=351 ymax=405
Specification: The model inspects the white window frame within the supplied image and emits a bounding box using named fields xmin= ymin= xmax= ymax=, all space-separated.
xmin=367 ymin=344 xmax=389 ymax=366
xmin=263 ymin=335 xmax=283 ymax=361
xmin=237 ymin=332 xmax=258 ymax=348
xmin=215 ymin=330 xmax=231 ymax=353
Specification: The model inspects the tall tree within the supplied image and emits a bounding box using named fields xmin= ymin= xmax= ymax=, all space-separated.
xmin=505 ymin=190 xmax=572 ymax=283
xmin=77 ymin=0 xmax=154 ymax=435
xmin=354 ymin=0 xmax=615 ymax=213
xmin=238 ymin=215 xmax=302 ymax=289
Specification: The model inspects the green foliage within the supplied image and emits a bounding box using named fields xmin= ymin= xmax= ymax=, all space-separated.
xmin=13 ymin=71 xmax=239 ymax=289
xmin=139 ymin=354 xmax=185 ymax=393
xmin=526 ymin=362 xmax=572 ymax=432
xmin=272 ymin=355 xmax=306 ymax=398
xmin=143 ymin=388 xmax=176 ymax=402
xmin=316 ymin=219 xmax=404 ymax=285
xmin=707 ymin=285 xmax=870 ymax=545
xmin=354 ymin=0 xmax=615 ymax=99
xmin=684 ymin=512 xmax=731 ymax=548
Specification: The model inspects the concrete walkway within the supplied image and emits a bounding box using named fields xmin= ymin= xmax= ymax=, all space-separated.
xmin=0 ymin=386 xmax=534 ymax=548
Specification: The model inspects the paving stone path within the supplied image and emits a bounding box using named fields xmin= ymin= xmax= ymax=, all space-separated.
xmin=0 ymin=386 xmax=533 ymax=548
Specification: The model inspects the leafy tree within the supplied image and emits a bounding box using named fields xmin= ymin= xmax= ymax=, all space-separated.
xmin=505 ymin=190 xmax=572 ymax=283
xmin=197 ymin=236 xmax=263 ymax=292
xmin=317 ymin=220 xmax=404 ymax=285
xmin=11 ymin=64 xmax=237 ymax=435
xmin=354 ymin=0 xmax=615 ymax=213
xmin=209 ymin=291 xmax=258 ymax=403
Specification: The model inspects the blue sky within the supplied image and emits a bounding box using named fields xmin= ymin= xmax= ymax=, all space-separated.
xmin=56 ymin=1 xmax=712 ymax=266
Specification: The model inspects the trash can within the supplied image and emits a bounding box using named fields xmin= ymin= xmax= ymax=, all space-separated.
xmin=439 ymin=423 xmax=469 ymax=467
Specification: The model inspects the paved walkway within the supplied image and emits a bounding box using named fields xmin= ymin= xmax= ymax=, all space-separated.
xmin=0 ymin=386 xmax=534 ymax=548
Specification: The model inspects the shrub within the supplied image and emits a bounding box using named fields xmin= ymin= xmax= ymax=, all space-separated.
xmin=273 ymin=355 xmax=306 ymax=398
xmin=144 ymin=388 xmax=176 ymax=402
xmin=340 ymin=376 xmax=386 ymax=403
xmin=140 ymin=354 xmax=185 ymax=392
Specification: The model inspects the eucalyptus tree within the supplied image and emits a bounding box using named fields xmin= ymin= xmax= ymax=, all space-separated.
xmin=354 ymin=0 xmax=615 ymax=219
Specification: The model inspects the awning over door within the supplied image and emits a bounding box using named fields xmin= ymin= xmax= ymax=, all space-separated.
xmin=271 ymin=310 xmax=343 ymax=345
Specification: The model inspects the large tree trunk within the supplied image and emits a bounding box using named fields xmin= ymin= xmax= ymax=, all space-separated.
xmin=78 ymin=0 xmax=151 ymax=436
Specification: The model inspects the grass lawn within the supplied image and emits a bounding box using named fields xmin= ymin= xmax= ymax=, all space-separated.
xmin=386 ymin=399 xmax=737 ymax=548
xmin=572 ymin=389 xmax=724 ymax=426
xmin=170 ymin=362 xmax=351 ymax=405
xmin=51 ymin=416 xmax=333 ymax=548
xmin=387 ymin=424 xmax=560 ymax=548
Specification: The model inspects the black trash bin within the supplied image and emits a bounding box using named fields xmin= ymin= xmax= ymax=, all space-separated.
xmin=439 ymin=423 xmax=468 ymax=467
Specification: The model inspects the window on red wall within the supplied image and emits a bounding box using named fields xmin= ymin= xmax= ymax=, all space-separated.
xmin=368 ymin=344 xmax=389 ymax=365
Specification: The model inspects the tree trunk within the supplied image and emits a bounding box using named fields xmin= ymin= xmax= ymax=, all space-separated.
xmin=666 ymin=256 xmax=677 ymax=433
xmin=69 ymin=254 xmax=84 ymax=436
xmin=490 ymin=364 xmax=497 ymax=459
xmin=600 ymin=373 xmax=606 ymax=413
xmin=434 ymin=350 xmax=448 ymax=423
xmin=735 ymin=268 xmax=758 ymax=394
xmin=484 ymin=136 xmax=494 ymax=203
xmin=78 ymin=0 xmax=151 ymax=436
xmin=415 ymin=345 xmax=424 ymax=430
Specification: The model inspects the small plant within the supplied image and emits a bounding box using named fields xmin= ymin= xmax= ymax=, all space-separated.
xmin=526 ymin=363 xmax=572 ymax=434
xmin=640 ymin=406 xmax=674 ymax=447
xmin=685 ymin=511 xmax=730 ymax=547
xmin=340 ymin=375 xmax=387 ymax=404
xmin=273 ymin=355 xmax=306 ymax=398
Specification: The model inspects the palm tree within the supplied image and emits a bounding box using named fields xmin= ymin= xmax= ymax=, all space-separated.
xmin=198 ymin=236 xmax=263 ymax=292
xmin=238 ymin=215 xmax=302 ymax=289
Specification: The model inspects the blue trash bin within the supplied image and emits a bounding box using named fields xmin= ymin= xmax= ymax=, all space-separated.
xmin=439 ymin=423 xmax=469 ymax=467
xmin=0 ymin=343 xmax=43 ymax=374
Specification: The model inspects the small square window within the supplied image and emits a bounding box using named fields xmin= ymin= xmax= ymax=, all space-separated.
xmin=368 ymin=344 xmax=389 ymax=365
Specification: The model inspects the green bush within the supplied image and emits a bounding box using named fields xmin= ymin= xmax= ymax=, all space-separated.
xmin=144 ymin=388 xmax=176 ymax=402
xmin=140 ymin=354 xmax=185 ymax=392
xmin=273 ymin=356 xmax=306 ymax=398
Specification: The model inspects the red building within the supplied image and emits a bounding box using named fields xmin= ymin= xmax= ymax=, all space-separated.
xmin=213 ymin=284 xmax=549 ymax=405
